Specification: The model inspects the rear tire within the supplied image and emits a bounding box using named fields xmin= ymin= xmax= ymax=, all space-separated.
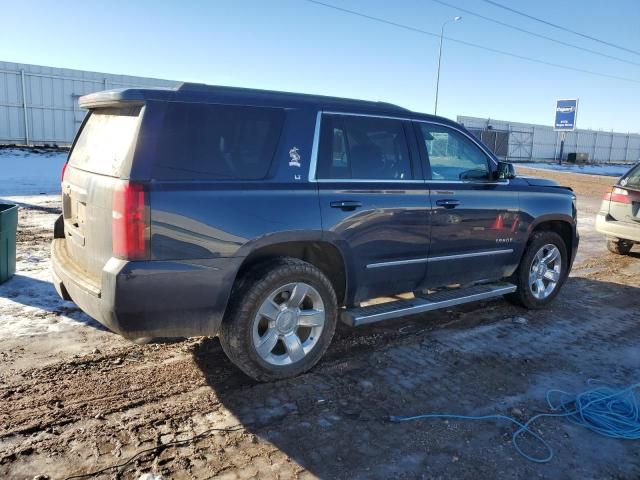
xmin=506 ymin=231 xmax=568 ymax=309
xmin=607 ymin=238 xmax=633 ymax=255
xmin=220 ymin=258 xmax=337 ymax=382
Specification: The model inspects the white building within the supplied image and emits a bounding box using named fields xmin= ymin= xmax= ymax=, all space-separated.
xmin=0 ymin=61 xmax=178 ymax=146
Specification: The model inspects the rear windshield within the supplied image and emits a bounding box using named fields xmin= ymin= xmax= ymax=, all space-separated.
xmin=68 ymin=106 xmax=142 ymax=177
xmin=621 ymin=164 xmax=640 ymax=189
xmin=153 ymin=102 xmax=284 ymax=180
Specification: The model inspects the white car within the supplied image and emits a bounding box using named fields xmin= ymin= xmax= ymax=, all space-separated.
xmin=596 ymin=162 xmax=640 ymax=255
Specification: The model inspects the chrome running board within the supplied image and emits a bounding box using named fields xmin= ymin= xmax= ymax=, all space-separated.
xmin=341 ymin=282 xmax=517 ymax=327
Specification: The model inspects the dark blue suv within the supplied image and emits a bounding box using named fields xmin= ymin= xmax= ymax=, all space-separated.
xmin=52 ymin=83 xmax=578 ymax=381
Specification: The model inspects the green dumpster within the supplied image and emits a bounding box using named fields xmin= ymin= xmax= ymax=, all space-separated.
xmin=0 ymin=203 xmax=18 ymax=284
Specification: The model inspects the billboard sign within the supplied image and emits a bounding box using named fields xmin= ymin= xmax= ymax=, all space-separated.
xmin=554 ymin=99 xmax=578 ymax=131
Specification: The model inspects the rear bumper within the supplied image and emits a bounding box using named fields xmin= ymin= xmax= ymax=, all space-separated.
xmin=51 ymin=238 xmax=242 ymax=339
xmin=595 ymin=213 xmax=640 ymax=243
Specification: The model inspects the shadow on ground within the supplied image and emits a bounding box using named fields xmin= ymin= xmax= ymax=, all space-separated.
xmin=0 ymin=274 xmax=106 ymax=331
xmin=192 ymin=276 xmax=640 ymax=479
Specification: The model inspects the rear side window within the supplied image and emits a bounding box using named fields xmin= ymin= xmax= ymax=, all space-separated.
xmin=317 ymin=114 xmax=412 ymax=180
xmin=69 ymin=106 xmax=142 ymax=177
xmin=154 ymin=103 xmax=284 ymax=180
xmin=621 ymin=164 xmax=640 ymax=189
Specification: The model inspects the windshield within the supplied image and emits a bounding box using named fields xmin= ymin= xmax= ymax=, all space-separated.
xmin=621 ymin=164 xmax=640 ymax=189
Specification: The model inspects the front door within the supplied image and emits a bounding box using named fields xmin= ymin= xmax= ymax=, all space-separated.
xmin=415 ymin=121 xmax=523 ymax=289
xmin=316 ymin=113 xmax=430 ymax=304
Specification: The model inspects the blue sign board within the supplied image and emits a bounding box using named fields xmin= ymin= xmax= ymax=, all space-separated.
xmin=554 ymin=99 xmax=578 ymax=131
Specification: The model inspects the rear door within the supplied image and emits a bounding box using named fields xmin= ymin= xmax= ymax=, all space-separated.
xmin=415 ymin=121 xmax=522 ymax=288
xmin=315 ymin=113 xmax=429 ymax=304
xmin=62 ymin=106 xmax=143 ymax=282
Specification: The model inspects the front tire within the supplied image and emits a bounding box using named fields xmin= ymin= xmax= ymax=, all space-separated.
xmin=507 ymin=231 xmax=568 ymax=309
xmin=607 ymin=238 xmax=633 ymax=255
xmin=220 ymin=258 xmax=337 ymax=382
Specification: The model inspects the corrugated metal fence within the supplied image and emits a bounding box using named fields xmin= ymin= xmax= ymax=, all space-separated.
xmin=458 ymin=115 xmax=640 ymax=164
xmin=3 ymin=62 xmax=638 ymax=163
xmin=0 ymin=61 xmax=178 ymax=146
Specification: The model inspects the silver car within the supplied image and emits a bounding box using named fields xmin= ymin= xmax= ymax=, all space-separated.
xmin=596 ymin=162 xmax=640 ymax=255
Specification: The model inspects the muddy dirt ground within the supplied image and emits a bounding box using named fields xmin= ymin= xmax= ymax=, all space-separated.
xmin=1 ymin=167 xmax=639 ymax=479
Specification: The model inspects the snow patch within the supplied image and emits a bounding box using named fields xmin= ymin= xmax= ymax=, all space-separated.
xmin=0 ymin=148 xmax=67 ymax=196
xmin=517 ymin=162 xmax=634 ymax=177
xmin=0 ymin=269 xmax=103 ymax=338
xmin=0 ymin=195 xmax=104 ymax=338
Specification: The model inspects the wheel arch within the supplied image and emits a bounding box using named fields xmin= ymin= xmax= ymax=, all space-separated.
xmin=234 ymin=239 xmax=349 ymax=306
xmin=528 ymin=216 xmax=575 ymax=267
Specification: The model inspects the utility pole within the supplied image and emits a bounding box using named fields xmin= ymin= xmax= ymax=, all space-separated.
xmin=434 ymin=16 xmax=461 ymax=116
xmin=558 ymin=131 xmax=565 ymax=165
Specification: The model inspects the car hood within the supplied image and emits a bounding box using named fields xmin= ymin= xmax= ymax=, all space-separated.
xmin=518 ymin=176 xmax=574 ymax=193
xmin=520 ymin=176 xmax=561 ymax=187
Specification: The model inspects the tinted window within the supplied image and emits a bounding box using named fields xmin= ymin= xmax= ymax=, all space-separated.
xmin=317 ymin=115 xmax=412 ymax=180
xmin=621 ymin=164 xmax=640 ymax=189
xmin=155 ymin=103 xmax=284 ymax=180
xmin=69 ymin=106 xmax=142 ymax=177
xmin=419 ymin=124 xmax=489 ymax=181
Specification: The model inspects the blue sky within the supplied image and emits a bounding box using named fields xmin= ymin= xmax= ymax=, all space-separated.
xmin=2 ymin=0 xmax=639 ymax=132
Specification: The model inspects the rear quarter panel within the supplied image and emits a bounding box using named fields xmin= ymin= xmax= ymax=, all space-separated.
xmin=147 ymin=107 xmax=322 ymax=261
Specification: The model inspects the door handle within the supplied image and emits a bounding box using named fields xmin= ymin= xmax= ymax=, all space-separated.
xmin=435 ymin=199 xmax=460 ymax=209
xmin=330 ymin=200 xmax=362 ymax=211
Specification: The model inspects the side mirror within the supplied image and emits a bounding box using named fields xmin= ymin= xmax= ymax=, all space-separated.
xmin=497 ymin=161 xmax=516 ymax=180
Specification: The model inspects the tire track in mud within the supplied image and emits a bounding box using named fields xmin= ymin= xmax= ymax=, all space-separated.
xmin=3 ymin=278 xmax=637 ymax=479
xmin=1 ymin=346 xmax=211 ymax=438
xmin=0 ymin=317 xmax=450 ymax=439
xmin=2 ymin=219 xmax=640 ymax=478
xmin=0 ymin=301 xmax=522 ymax=479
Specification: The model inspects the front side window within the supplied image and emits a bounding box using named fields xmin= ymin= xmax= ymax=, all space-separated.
xmin=418 ymin=123 xmax=490 ymax=181
xmin=317 ymin=114 xmax=412 ymax=180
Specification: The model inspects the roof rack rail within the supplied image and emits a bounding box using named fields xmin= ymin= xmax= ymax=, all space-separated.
xmin=173 ymin=82 xmax=409 ymax=112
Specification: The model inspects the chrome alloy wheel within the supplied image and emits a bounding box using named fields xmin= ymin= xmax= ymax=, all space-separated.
xmin=252 ymin=282 xmax=325 ymax=366
xmin=528 ymin=244 xmax=562 ymax=300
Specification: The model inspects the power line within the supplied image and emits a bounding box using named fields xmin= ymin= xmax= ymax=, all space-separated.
xmin=306 ymin=0 xmax=442 ymax=38
xmin=481 ymin=0 xmax=640 ymax=57
xmin=432 ymin=0 xmax=640 ymax=67
xmin=304 ymin=0 xmax=640 ymax=84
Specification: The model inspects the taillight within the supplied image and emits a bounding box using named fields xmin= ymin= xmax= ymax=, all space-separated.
xmin=61 ymin=162 xmax=69 ymax=183
xmin=604 ymin=186 xmax=631 ymax=204
xmin=112 ymin=182 xmax=149 ymax=260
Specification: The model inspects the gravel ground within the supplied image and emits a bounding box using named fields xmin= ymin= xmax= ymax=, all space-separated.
xmin=1 ymin=167 xmax=639 ymax=479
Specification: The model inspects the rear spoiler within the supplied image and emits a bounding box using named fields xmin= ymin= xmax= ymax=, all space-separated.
xmin=78 ymin=82 xmax=227 ymax=109
xmin=79 ymin=86 xmax=178 ymax=109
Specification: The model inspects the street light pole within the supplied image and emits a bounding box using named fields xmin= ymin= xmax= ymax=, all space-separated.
xmin=434 ymin=16 xmax=461 ymax=116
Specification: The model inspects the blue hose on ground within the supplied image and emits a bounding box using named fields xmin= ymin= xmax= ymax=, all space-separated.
xmin=389 ymin=382 xmax=640 ymax=463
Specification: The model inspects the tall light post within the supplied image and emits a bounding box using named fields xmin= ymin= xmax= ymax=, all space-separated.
xmin=434 ymin=16 xmax=462 ymax=115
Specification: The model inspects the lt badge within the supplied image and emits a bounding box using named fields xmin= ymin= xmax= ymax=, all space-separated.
xmin=289 ymin=147 xmax=301 ymax=167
